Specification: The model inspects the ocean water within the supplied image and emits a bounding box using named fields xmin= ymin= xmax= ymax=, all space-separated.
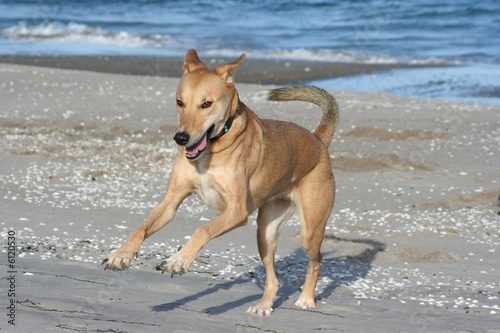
xmin=0 ymin=0 xmax=499 ymax=104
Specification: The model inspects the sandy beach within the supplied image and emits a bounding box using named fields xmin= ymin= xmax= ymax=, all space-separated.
xmin=1 ymin=60 xmax=499 ymax=332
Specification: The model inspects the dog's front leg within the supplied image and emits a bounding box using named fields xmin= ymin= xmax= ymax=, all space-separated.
xmin=103 ymin=173 xmax=192 ymax=271
xmin=162 ymin=199 xmax=249 ymax=276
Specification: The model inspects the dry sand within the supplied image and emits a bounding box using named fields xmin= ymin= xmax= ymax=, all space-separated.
xmin=0 ymin=62 xmax=499 ymax=332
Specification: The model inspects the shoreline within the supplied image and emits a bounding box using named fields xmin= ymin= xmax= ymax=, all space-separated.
xmin=0 ymin=55 xmax=436 ymax=85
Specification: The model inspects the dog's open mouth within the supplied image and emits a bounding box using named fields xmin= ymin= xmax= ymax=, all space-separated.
xmin=185 ymin=125 xmax=215 ymax=160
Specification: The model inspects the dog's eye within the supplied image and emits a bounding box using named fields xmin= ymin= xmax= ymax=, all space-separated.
xmin=201 ymin=101 xmax=212 ymax=109
xmin=177 ymin=99 xmax=184 ymax=107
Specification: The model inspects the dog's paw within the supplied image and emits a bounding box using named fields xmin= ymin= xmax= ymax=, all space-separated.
xmin=102 ymin=250 xmax=135 ymax=271
xmin=246 ymin=305 xmax=273 ymax=317
xmin=161 ymin=252 xmax=193 ymax=277
xmin=294 ymin=296 xmax=316 ymax=309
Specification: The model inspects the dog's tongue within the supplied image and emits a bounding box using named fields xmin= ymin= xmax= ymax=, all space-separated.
xmin=186 ymin=132 xmax=208 ymax=156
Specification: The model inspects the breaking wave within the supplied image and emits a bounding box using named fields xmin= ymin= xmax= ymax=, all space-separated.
xmin=1 ymin=21 xmax=452 ymax=65
xmin=1 ymin=21 xmax=179 ymax=49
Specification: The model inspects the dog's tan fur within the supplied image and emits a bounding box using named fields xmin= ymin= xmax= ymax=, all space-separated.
xmin=103 ymin=49 xmax=340 ymax=316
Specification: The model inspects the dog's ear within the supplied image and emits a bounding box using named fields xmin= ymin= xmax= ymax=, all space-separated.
xmin=214 ymin=53 xmax=246 ymax=84
xmin=183 ymin=49 xmax=207 ymax=75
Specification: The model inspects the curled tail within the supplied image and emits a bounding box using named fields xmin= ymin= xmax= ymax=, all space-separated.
xmin=267 ymin=86 xmax=340 ymax=148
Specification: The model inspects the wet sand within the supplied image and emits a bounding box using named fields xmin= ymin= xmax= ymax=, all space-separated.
xmin=0 ymin=62 xmax=499 ymax=332
xmin=0 ymin=55 xmax=434 ymax=85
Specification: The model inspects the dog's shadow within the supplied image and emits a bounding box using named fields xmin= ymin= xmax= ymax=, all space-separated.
xmin=151 ymin=235 xmax=385 ymax=315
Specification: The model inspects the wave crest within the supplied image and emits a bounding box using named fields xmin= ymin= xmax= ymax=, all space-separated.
xmin=2 ymin=21 xmax=162 ymax=48
xmin=204 ymin=48 xmax=451 ymax=65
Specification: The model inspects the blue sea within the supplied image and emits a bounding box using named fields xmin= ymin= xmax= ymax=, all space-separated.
xmin=0 ymin=0 xmax=499 ymax=104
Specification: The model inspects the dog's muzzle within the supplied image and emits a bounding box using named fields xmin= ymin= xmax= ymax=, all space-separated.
xmin=174 ymin=125 xmax=215 ymax=160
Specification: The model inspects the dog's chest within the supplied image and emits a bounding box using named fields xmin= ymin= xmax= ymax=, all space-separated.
xmin=194 ymin=173 xmax=226 ymax=212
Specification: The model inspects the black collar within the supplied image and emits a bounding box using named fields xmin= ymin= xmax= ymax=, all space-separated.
xmin=210 ymin=114 xmax=234 ymax=142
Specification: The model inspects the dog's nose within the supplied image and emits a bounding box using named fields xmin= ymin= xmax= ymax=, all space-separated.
xmin=173 ymin=132 xmax=190 ymax=146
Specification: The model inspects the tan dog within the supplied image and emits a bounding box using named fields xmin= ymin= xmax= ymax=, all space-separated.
xmin=103 ymin=49 xmax=340 ymax=316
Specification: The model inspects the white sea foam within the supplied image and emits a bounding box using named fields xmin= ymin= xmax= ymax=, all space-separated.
xmin=2 ymin=21 xmax=166 ymax=49
xmin=204 ymin=48 xmax=451 ymax=65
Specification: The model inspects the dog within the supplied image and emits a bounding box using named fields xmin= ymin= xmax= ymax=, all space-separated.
xmin=103 ymin=49 xmax=340 ymax=316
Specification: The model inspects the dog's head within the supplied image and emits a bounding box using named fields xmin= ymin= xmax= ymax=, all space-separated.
xmin=174 ymin=49 xmax=245 ymax=160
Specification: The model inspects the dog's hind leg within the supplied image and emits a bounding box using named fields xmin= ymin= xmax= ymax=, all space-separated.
xmin=294 ymin=169 xmax=335 ymax=309
xmin=247 ymin=198 xmax=294 ymax=316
